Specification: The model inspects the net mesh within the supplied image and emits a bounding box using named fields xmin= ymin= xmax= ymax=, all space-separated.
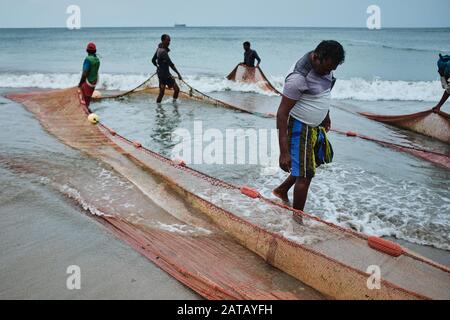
xmin=360 ymin=110 xmax=450 ymax=144
xmin=7 ymin=87 xmax=450 ymax=300
xmin=227 ymin=64 xmax=282 ymax=95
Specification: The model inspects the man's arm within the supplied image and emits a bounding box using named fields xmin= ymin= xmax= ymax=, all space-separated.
xmin=167 ymin=56 xmax=182 ymax=80
xmin=160 ymin=51 xmax=182 ymax=80
xmin=78 ymin=59 xmax=90 ymax=88
xmin=151 ymin=51 xmax=158 ymax=68
xmin=433 ymin=91 xmax=449 ymax=113
xmin=78 ymin=72 xmax=88 ymax=88
xmin=277 ymin=96 xmax=297 ymax=172
xmin=320 ymin=111 xmax=331 ymax=132
xmin=170 ymin=64 xmax=182 ymax=81
xmin=254 ymin=51 xmax=261 ymax=67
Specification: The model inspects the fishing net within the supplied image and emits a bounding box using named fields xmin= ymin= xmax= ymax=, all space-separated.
xmin=360 ymin=110 xmax=450 ymax=144
xmin=100 ymin=73 xmax=252 ymax=114
xmin=7 ymin=87 xmax=450 ymax=300
xmin=227 ymin=64 xmax=282 ymax=95
xmin=6 ymin=88 xmax=324 ymax=300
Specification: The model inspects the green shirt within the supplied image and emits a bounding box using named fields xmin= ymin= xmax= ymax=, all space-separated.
xmin=83 ymin=54 xmax=100 ymax=84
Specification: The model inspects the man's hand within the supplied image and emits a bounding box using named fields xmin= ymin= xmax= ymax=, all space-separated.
xmin=321 ymin=111 xmax=331 ymax=132
xmin=279 ymin=152 xmax=291 ymax=173
xmin=322 ymin=119 xmax=331 ymax=132
xmin=177 ymin=74 xmax=183 ymax=81
xmin=79 ymin=72 xmax=87 ymax=89
xmin=433 ymin=90 xmax=449 ymax=113
xmin=277 ymin=96 xmax=297 ymax=173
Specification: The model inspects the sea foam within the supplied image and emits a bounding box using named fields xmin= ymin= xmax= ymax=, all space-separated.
xmin=0 ymin=72 xmax=444 ymax=102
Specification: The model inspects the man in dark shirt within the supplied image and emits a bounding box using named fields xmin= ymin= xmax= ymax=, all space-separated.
xmin=242 ymin=41 xmax=261 ymax=68
xmin=152 ymin=34 xmax=183 ymax=103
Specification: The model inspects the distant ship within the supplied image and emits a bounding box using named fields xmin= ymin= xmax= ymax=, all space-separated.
xmin=174 ymin=24 xmax=187 ymax=28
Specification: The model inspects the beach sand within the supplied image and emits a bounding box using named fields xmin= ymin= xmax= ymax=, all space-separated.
xmin=0 ymin=181 xmax=200 ymax=300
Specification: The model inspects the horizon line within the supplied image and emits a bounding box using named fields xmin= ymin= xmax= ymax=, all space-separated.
xmin=1 ymin=25 xmax=450 ymax=30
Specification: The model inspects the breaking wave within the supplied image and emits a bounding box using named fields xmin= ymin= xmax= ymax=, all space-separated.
xmin=256 ymin=164 xmax=450 ymax=251
xmin=0 ymin=72 xmax=444 ymax=102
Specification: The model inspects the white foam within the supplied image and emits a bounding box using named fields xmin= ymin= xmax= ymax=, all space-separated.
xmin=197 ymin=188 xmax=333 ymax=246
xmin=185 ymin=75 xmax=280 ymax=96
xmin=156 ymin=222 xmax=212 ymax=236
xmin=0 ymin=72 xmax=148 ymax=91
xmin=57 ymin=184 xmax=111 ymax=218
xmin=256 ymin=164 xmax=450 ymax=251
xmin=332 ymin=78 xmax=444 ymax=102
xmin=269 ymin=75 xmax=444 ymax=102
xmin=0 ymin=72 xmax=444 ymax=102
xmin=192 ymin=74 xmax=444 ymax=102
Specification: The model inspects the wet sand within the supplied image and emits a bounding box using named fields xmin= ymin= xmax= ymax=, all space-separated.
xmin=0 ymin=181 xmax=200 ymax=300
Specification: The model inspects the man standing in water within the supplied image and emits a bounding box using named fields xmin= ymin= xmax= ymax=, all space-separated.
xmin=433 ymin=54 xmax=450 ymax=113
xmin=152 ymin=34 xmax=183 ymax=104
xmin=273 ymin=40 xmax=345 ymax=214
xmin=242 ymin=41 xmax=261 ymax=68
xmin=78 ymin=42 xmax=100 ymax=107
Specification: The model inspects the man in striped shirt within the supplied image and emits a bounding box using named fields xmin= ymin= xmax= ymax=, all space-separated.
xmin=273 ymin=41 xmax=345 ymax=214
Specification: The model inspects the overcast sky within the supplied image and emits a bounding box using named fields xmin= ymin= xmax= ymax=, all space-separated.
xmin=1 ymin=0 xmax=449 ymax=28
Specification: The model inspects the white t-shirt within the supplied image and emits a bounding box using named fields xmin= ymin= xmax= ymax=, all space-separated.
xmin=283 ymin=53 xmax=334 ymax=127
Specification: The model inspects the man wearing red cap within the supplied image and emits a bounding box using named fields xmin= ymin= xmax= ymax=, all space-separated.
xmin=78 ymin=42 xmax=100 ymax=107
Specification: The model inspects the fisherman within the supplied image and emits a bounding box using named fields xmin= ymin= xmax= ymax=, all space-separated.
xmin=273 ymin=40 xmax=345 ymax=215
xmin=432 ymin=54 xmax=450 ymax=113
xmin=242 ymin=41 xmax=261 ymax=68
xmin=152 ymin=34 xmax=183 ymax=104
xmin=78 ymin=42 xmax=100 ymax=107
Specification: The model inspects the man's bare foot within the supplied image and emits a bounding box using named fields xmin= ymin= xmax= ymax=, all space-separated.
xmin=272 ymin=188 xmax=290 ymax=203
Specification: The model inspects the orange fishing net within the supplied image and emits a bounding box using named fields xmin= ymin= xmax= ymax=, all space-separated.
xmin=360 ymin=110 xmax=450 ymax=144
xmin=227 ymin=64 xmax=281 ymax=95
xmin=7 ymin=88 xmax=322 ymax=300
xmin=7 ymin=87 xmax=450 ymax=300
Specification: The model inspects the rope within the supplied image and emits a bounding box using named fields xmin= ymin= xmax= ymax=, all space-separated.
xmin=96 ymin=73 xmax=157 ymax=100
xmin=331 ymin=128 xmax=450 ymax=158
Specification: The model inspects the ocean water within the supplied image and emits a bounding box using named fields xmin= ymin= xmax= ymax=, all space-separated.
xmin=0 ymin=27 xmax=449 ymax=101
xmin=1 ymin=27 xmax=449 ymax=255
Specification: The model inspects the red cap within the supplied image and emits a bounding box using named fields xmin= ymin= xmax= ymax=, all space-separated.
xmin=86 ymin=42 xmax=97 ymax=52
